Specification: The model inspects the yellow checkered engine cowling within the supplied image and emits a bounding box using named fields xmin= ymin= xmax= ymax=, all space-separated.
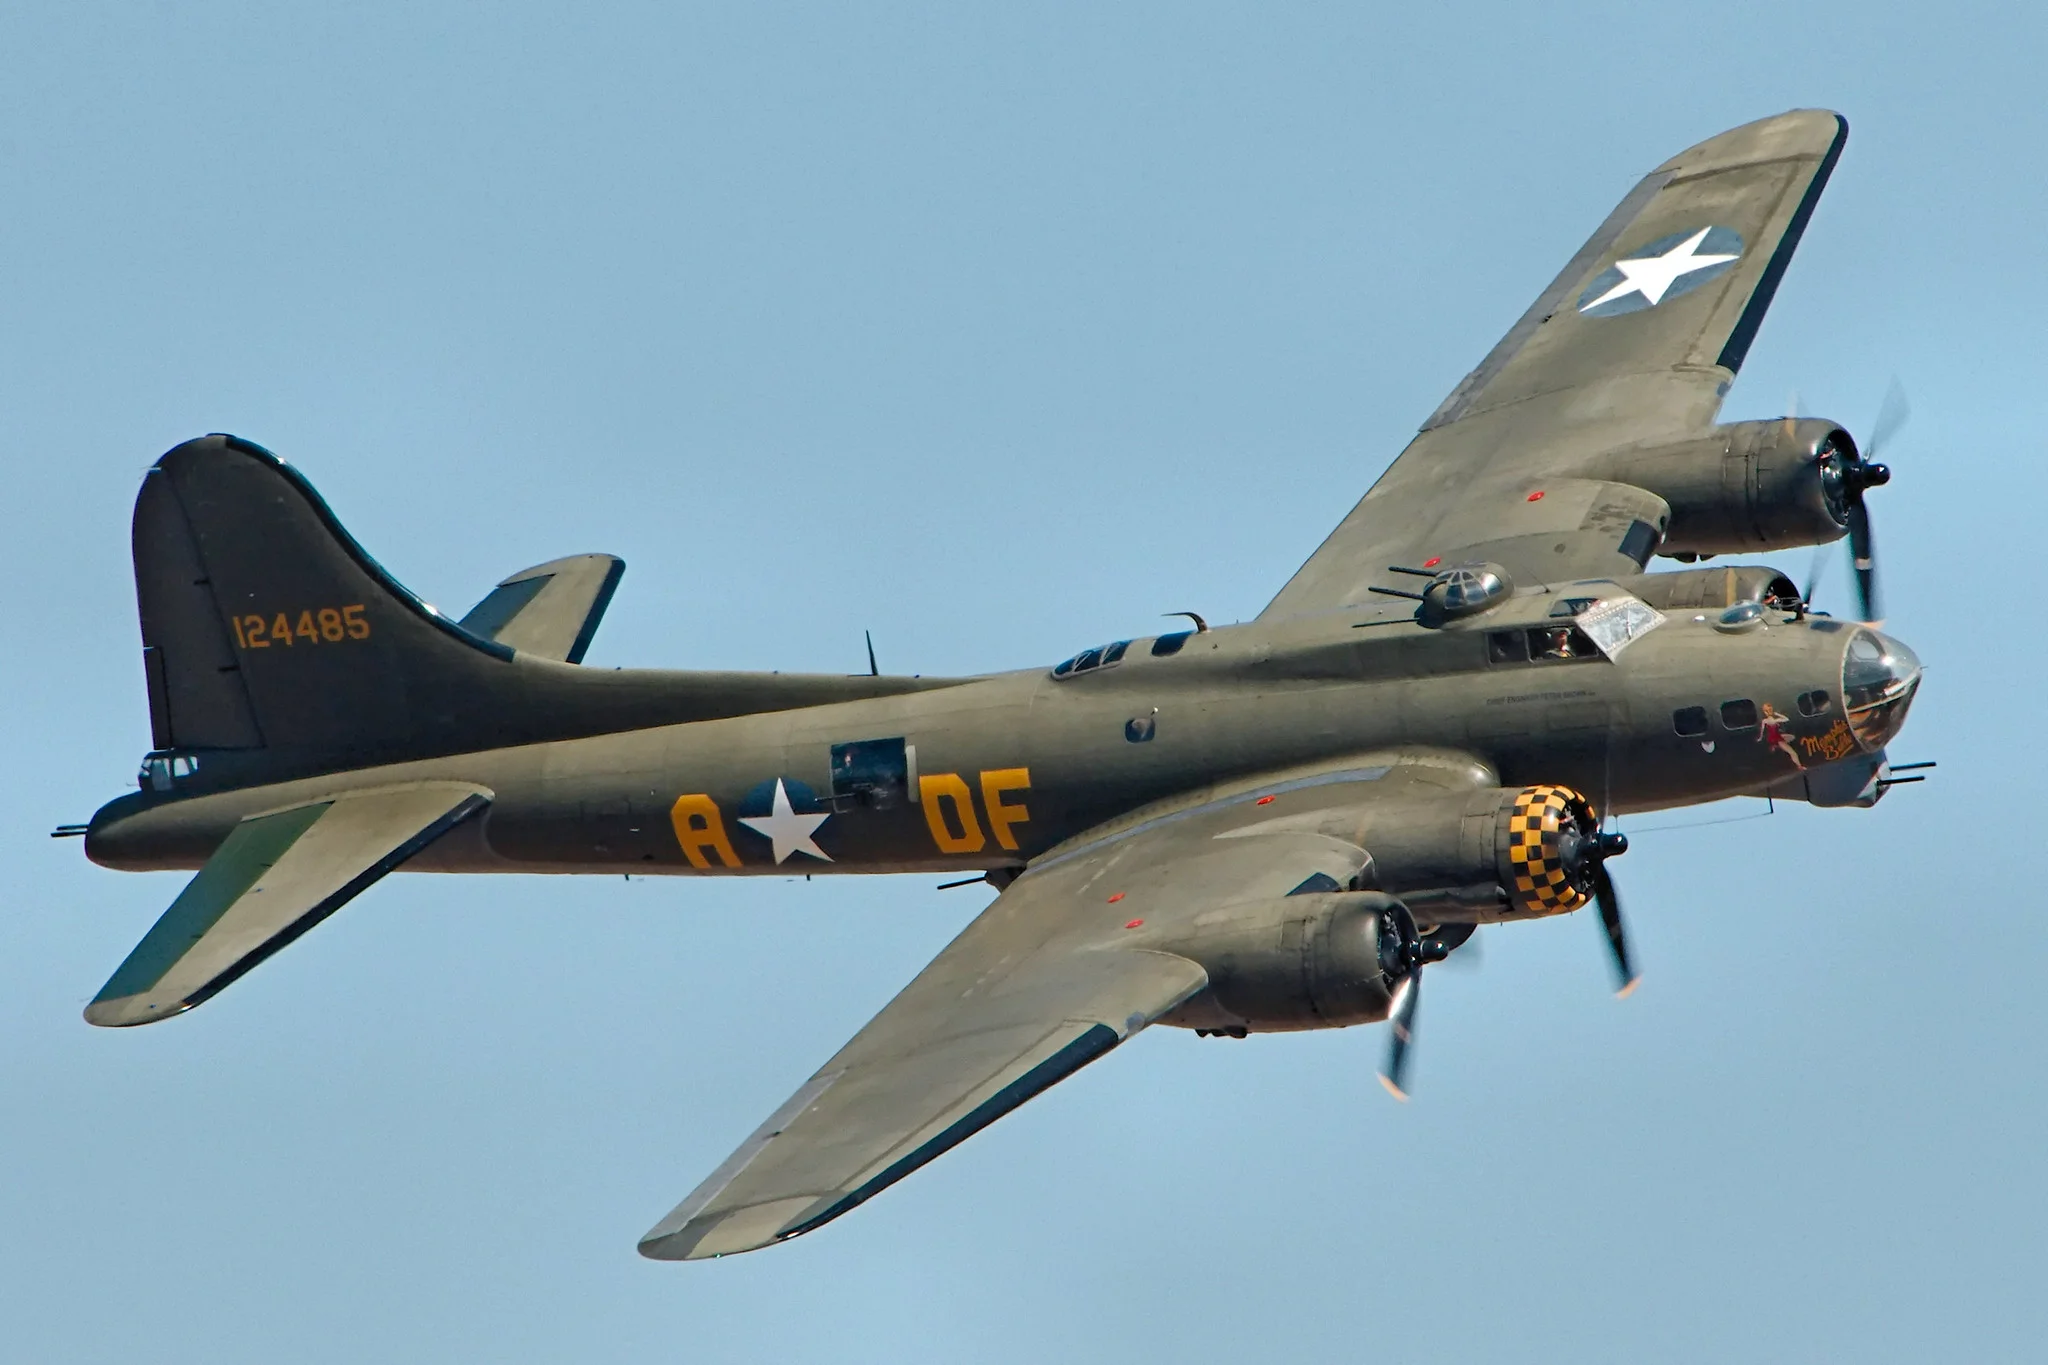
xmin=1501 ymin=784 xmax=1597 ymax=915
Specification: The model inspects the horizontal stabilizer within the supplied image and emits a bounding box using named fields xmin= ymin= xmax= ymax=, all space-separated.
xmin=86 ymin=783 xmax=489 ymax=1027
xmin=458 ymin=554 xmax=625 ymax=664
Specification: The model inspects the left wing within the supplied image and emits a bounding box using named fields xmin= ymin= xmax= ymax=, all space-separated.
xmin=639 ymin=758 xmax=1472 ymax=1260
xmin=1263 ymin=109 xmax=1847 ymax=619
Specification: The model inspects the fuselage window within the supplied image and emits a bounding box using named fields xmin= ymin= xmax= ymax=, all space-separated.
xmin=1150 ymin=632 xmax=1192 ymax=657
xmin=1052 ymin=641 xmax=1134 ymax=680
xmin=1797 ymin=689 xmax=1832 ymax=716
xmin=1672 ymin=706 xmax=1708 ymax=737
xmin=138 ymin=752 xmax=201 ymax=791
xmin=1721 ymin=699 xmax=1759 ymax=731
xmin=1488 ymin=631 xmax=1528 ymax=663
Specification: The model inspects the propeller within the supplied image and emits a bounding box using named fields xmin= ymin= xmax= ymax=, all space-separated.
xmin=1375 ymin=902 xmax=1450 ymax=1100
xmin=1808 ymin=379 xmax=1906 ymax=622
xmin=1377 ymin=796 xmax=1635 ymax=1100
xmin=1592 ymin=854 xmax=1638 ymax=997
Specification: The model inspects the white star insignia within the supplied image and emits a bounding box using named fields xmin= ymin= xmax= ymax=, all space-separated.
xmin=1580 ymin=227 xmax=1739 ymax=312
xmin=739 ymin=778 xmax=832 ymax=864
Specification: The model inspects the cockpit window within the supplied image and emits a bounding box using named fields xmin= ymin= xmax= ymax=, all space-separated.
xmin=1528 ymin=625 xmax=1599 ymax=662
xmin=1489 ymin=626 xmax=1601 ymax=665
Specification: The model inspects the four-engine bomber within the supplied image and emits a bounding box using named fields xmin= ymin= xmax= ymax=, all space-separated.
xmin=66 ymin=107 xmax=1924 ymax=1262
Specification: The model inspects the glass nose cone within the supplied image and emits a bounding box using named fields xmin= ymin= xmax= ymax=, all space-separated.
xmin=1842 ymin=629 xmax=1922 ymax=750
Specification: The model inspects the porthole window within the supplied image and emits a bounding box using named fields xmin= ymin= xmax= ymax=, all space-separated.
xmin=1721 ymin=699 xmax=1759 ymax=731
xmin=1672 ymin=706 xmax=1708 ymax=737
xmin=1797 ymin=689 xmax=1832 ymax=716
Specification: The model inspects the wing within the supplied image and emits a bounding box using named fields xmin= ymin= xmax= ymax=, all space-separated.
xmin=1263 ymin=109 xmax=1848 ymax=619
xmin=638 ymin=898 xmax=1208 ymax=1260
xmin=85 ymin=782 xmax=489 ymax=1026
xmin=458 ymin=554 xmax=626 ymax=663
xmin=639 ymin=754 xmax=1487 ymax=1260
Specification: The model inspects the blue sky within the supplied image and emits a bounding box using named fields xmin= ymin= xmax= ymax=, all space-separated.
xmin=4 ymin=4 xmax=2041 ymax=1361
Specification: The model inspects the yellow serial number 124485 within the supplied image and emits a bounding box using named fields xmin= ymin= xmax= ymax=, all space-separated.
xmin=233 ymin=605 xmax=370 ymax=649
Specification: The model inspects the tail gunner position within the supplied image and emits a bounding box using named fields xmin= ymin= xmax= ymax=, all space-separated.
xmin=66 ymin=110 xmax=1924 ymax=1260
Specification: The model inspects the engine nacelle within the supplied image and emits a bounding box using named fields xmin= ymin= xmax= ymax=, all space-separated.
xmin=1587 ymin=418 xmax=1855 ymax=557
xmin=1351 ymin=783 xmax=1605 ymax=923
xmin=1157 ymin=890 xmax=1404 ymax=1035
xmin=1155 ymin=784 xmax=1608 ymax=1035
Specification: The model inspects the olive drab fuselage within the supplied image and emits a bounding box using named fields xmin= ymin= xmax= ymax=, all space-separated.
xmin=84 ymin=574 xmax=1919 ymax=882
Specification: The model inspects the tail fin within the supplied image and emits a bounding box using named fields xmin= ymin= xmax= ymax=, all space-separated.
xmin=129 ymin=433 xmax=962 ymax=786
xmin=134 ymin=435 xmax=532 ymax=768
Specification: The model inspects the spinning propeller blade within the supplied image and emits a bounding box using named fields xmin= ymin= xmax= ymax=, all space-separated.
xmin=1842 ymin=379 xmax=1904 ymax=622
xmin=1379 ymin=974 xmax=1420 ymax=1101
xmin=1593 ymin=860 xmax=1639 ymax=997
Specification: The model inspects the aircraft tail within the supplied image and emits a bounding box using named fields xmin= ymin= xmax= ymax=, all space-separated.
xmin=128 ymin=434 xmax=957 ymax=788
xmin=133 ymin=434 xmax=550 ymax=771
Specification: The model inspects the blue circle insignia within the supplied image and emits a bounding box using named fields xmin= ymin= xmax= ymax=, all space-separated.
xmin=1576 ymin=225 xmax=1745 ymax=318
xmin=738 ymin=777 xmax=826 ymax=819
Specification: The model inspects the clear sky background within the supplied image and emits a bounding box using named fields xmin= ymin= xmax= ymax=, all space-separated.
xmin=3 ymin=4 xmax=2039 ymax=1361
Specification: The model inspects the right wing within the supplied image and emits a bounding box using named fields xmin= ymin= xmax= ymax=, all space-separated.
xmin=1263 ymin=109 xmax=1847 ymax=619
xmin=85 ymin=782 xmax=489 ymax=1027
xmin=640 ymin=755 xmax=1487 ymax=1260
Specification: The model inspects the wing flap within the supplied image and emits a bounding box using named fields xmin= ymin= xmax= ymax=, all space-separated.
xmin=85 ymin=782 xmax=489 ymax=1026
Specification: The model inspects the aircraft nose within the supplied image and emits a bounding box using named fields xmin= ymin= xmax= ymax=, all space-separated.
xmin=1843 ymin=628 xmax=1921 ymax=751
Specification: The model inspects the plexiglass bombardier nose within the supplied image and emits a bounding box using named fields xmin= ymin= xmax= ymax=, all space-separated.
xmin=1843 ymin=629 xmax=1921 ymax=750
